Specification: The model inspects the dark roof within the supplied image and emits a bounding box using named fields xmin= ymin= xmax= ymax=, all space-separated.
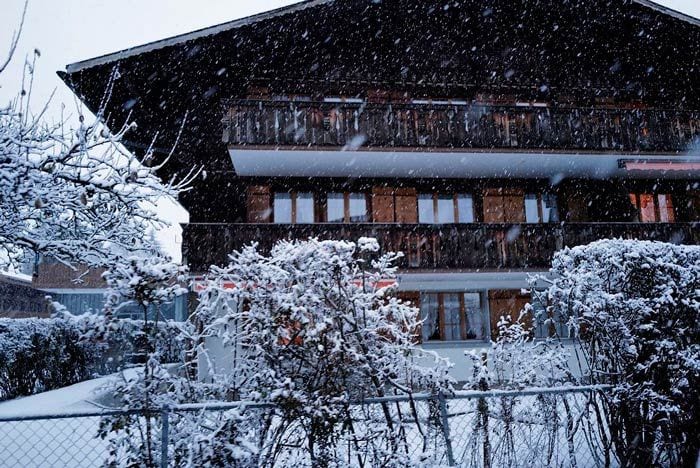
xmin=59 ymin=0 xmax=700 ymax=177
xmin=64 ymin=0 xmax=699 ymax=73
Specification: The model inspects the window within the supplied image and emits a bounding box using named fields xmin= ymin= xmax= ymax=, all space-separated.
xmin=420 ymin=292 xmax=485 ymax=342
xmin=326 ymin=193 xmax=345 ymax=223
xmin=457 ymin=195 xmax=475 ymax=223
xmin=418 ymin=194 xmax=435 ymax=224
xmin=296 ymin=193 xmax=315 ymax=223
xmin=419 ymin=193 xmax=475 ymax=224
xmin=525 ymin=193 xmax=559 ymax=223
xmin=531 ymin=293 xmax=571 ymax=339
xmin=325 ymin=192 xmax=369 ymax=223
xmin=274 ymin=192 xmax=315 ymax=224
xmin=437 ymin=196 xmax=456 ymax=224
xmin=273 ymin=193 xmax=293 ymax=224
xmin=348 ymin=193 xmax=369 ymax=222
xmin=541 ymin=194 xmax=559 ymax=223
xmin=629 ymin=193 xmax=675 ymax=223
xmin=525 ymin=194 xmax=540 ymax=223
xmin=420 ymin=293 xmax=440 ymax=341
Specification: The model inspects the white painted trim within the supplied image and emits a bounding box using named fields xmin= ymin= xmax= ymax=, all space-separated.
xmin=397 ymin=271 xmax=553 ymax=292
xmin=229 ymin=148 xmax=700 ymax=180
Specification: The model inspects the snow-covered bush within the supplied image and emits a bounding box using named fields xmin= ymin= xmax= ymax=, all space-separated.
xmin=536 ymin=239 xmax=700 ymax=466
xmin=192 ymin=238 xmax=453 ymax=466
xmin=463 ymin=310 xmax=576 ymax=466
xmin=0 ymin=314 xmax=189 ymax=401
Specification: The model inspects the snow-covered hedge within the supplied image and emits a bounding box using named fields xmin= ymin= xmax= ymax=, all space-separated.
xmin=538 ymin=239 xmax=700 ymax=466
xmin=0 ymin=316 xmax=189 ymax=401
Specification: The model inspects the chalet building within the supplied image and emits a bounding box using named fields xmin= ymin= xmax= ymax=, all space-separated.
xmin=60 ymin=0 xmax=699 ymax=373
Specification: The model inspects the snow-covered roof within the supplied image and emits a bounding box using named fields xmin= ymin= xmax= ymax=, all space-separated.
xmin=64 ymin=0 xmax=698 ymax=74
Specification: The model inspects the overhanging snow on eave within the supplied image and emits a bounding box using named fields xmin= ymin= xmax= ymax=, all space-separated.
xmin=228 ymin=148 xmax=700 ymax=180
xmin=64 ymin=0 xmax=335 ymax=74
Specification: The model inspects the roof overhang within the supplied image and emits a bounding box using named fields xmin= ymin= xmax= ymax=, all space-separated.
xmin=228 ymin=148 xmax=700 ymax=180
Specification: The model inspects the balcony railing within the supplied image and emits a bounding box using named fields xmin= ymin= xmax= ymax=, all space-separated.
xmin=223 ymin=100 xmax=700 ymax=153
xmin=183 ymin=222 xmax=699 ymax=273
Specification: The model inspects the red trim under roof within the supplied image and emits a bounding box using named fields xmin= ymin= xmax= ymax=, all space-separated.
xmin=625 ymin=162 xmax=700 ymax=171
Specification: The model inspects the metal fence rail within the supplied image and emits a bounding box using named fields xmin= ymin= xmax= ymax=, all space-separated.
xmin=0 ymin=385 xmax=611 ymax=467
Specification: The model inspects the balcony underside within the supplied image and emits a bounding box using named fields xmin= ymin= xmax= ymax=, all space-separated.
xmin=183 ymin=222 xmax=699 ymax=274
xmin=229 ymin=148 xmax=700 ymax=179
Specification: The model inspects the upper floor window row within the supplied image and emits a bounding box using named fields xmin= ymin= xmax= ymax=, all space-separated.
xmin=252 ymin=188 xmax=561 ymax=225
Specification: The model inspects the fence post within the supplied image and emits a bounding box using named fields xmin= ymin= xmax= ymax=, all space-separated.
xmin=438 ymin=392 xmax=456 ymax=466
xmin=161 ymin=406 xmax=169 ymax=468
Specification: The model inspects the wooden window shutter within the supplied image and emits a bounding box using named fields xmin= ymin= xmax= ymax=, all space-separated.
xmin=488 ymin=289 xmax=532 ymax=339
xmin=503 ymin=190 xmax=525 ymax=223
xmin=483 ymin=189 xmax=506 ymax=223
xmin=397 ymin=291 xmax=422 ymax=344
xmin=483 ymin=188 xmax=524 ymax=223
xmin=395 ymin=188 xmax=418 ymax=223
xmin=372 ymin=187 xmax=396 ymax=223
xmin=246 ymin=185 xmax=271 ymax=223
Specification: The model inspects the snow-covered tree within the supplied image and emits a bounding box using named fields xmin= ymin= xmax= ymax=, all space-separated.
xmin=98 ymin=255 xmax=190 ymax=467
xmin=536 ymin=239 xmax=700 ymax=466
xmin=194 ymin=238 xmax=453 ymax=466
xmin=0 ymin=19 xmax=195 ymax=272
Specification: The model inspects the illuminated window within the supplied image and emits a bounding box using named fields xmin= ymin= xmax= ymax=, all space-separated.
xmin=630 ymin=193 xmax=675 ymax=223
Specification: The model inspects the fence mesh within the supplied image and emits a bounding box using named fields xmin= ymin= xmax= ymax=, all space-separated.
xmin=0 ymin=388 xmax=607 ymax=467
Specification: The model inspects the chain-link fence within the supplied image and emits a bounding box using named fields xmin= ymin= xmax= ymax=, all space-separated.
xmin=0 ymin=386 xmax=611 ymax=467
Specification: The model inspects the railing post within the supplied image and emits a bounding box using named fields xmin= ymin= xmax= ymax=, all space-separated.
xmin=438 ymin=392 xmax=456 ymax=466
xmin=161 ymin=405 xmax=170 ymax=468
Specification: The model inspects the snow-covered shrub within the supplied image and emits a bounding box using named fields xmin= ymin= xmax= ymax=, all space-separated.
xmin=537 ymin=239 xmax=700 ymax=466
xmin=463 ymin=310 xmax=576 ymax=466
xmin=0 ymin=313 xmax=190 ymax=402
xmin=192 ymin=238 xmax=453 ymax=466
xmin=0 ymin=317 xmax=90 ymax=400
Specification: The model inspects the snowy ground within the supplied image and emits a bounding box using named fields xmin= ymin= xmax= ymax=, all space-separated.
xmin=0 ymin=369 xmax=139 ymax=468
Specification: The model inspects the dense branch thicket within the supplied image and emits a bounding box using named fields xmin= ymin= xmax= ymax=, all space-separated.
xmin=537 ymin=239 xmax=700 ymax=467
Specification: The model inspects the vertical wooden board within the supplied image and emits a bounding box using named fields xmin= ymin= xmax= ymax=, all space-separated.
xmin=483 ymin=194 xmax=505 ymax=223
xmin=372 ymin=187 xmax=396 ymax=223
xmin=246 ymin=185 xmax=271 ymax=223
xmin=503 ymin=195 xmax=525 ymax=222
xmin=395 ymin=188 xmax=418 ymax=223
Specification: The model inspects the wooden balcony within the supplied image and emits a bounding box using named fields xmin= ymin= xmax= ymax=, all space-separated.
xmin=183 ymin=222 xmax=699 ymax=273
xmin=223 ymin=100 xmax=700 ymax=153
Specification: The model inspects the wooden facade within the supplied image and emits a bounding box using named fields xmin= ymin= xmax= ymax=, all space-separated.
xmin=61 ymin=0 xmax=700 ymax=341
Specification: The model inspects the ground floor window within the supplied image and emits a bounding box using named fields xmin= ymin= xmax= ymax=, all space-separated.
xmin=629 ymin=193 xmax=675 ymax=223
xmin=419 ymin=292 xmax=485 ymax=341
